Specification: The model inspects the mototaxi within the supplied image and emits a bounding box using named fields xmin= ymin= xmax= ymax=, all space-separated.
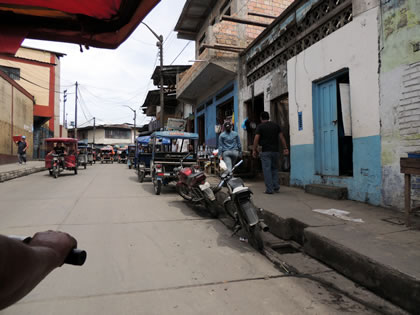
xmin=45 ymin=138 xmax=78 ymax=178
xmin=150 ymin=131 xmax=198 ymax=195
xmin=77 ymin=142 xmax=89 ymax=169
xmin=100 ymin=146 xmax=114 ymax=163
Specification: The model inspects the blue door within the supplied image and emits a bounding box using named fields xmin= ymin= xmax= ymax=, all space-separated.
xmin=314 ymin=79 xmax=339 ymax=175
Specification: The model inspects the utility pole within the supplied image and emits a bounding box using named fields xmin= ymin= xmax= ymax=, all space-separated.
xmin=158 ymin=39 xmax=164 ymax=130
xmin=63 ymin=89 xmax=67 ymax=129
xmin=74 ymin=81 xmax=78 ymax=140
xmin=93 ymin=117 xmax=96 ymax=144
xmin=133 ymin=110 xmax=137 ymax=143
xmin=142 ymin=22 xmax=164 ymax=130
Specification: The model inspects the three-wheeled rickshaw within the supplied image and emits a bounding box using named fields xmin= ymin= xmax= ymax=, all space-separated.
xmin=87 ymin=146 xmax=94 ymax=165
xmin=150 ymin=131 xmax=198 ymax=195
xmin=100 ymin=146 xmax=114 ymax=163
xmin=127 ymin=144 xmax=136 ymax=169
xmin=78 ymin=142 xmax=89 ymax=169
xmin=45 ymin=138 xmax=78 ymax=178
xmin=136 ymin=136 xmax=170 ymax=183
xmin=118 ymin=146 xmax=128 ymax=164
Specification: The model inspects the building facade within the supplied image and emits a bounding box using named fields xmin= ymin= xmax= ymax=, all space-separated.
xmin=176 ymin=0 xmax=293 ymax=148
xmin=68 ymin=124 xmax=140 ymax=146
xmin=0 ymin=46 xmax=64 ymax=158
xmin=238 ymin=0 xmax=420 ymax=209
xmin=0 ymin=70 xmax=34 ymax=163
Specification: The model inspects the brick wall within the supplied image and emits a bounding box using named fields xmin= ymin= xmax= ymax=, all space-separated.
xmin=245 ymin=0 xmax=294 ymax=44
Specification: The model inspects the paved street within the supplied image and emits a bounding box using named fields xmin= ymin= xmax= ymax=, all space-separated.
xmin=1 ymin=164 xmax=379 ymax=314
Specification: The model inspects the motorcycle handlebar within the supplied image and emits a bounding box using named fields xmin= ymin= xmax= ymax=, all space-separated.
xmin=8 ymin=235 xmax=87 ymax=266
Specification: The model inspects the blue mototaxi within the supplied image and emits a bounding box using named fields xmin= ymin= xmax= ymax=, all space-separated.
xmin=150 ymin=131 xmax=198 ymax=195
xmin=136 ymin=135 xmax=170 ymax=182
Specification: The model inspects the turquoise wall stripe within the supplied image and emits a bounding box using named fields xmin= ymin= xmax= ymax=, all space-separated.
xmin=290 ymin=135 xmax=382 ymax=205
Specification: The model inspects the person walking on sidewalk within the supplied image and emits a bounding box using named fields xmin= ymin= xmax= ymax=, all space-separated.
xmin=16 ymin=136 xmax=28 ymax=165
xmin=252 ymin=111 xmax=289 ymax=194
xmin=218 ymin=122 xmax=241 ymax=172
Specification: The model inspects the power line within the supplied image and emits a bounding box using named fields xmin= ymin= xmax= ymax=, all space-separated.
xmin=170 ymin=41 xmax=191 ymax=65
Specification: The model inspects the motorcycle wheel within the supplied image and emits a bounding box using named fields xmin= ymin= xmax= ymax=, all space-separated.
xmin=154 ymin=180 xmax=161 ymax=195
xmin=138 ymin=170 xmax=145 ymax=183
xmin=49 ymin=169 xmax=53 ymax=176
xmin=205 ymin=199 xmax=219 ymax=218
xmin=53 ymin=165 xmax=58 ymax=178
xmin=248 ymin=225 xmax=264 ymax=252
xmin=176 ymin=184 xmax=193 ymax=201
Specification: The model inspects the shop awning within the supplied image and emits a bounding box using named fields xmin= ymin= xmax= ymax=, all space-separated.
xmin=0 ymin=0 xmax=160 ymax=54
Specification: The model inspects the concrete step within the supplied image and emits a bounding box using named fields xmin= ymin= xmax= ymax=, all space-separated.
xmin=305 ymin=184 xmax=347 ymax=200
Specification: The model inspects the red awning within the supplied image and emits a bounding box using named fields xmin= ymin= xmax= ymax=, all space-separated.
xmin=0 ymin=0 xmax=160 ymax=54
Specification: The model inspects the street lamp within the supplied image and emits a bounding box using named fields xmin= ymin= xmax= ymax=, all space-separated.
xmin=121 ymin=105 xmax=137 ymax=142
xmin=142 ymin=22 xmax=164 ymax=130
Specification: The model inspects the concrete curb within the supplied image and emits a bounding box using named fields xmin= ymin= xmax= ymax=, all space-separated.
xmin=0 ymin=166 xmax=47 ymax=183
xmin=259 ymin=208 xmax=419 ymax=314
xmin=303 ymin=228 xmax=420 ymax=314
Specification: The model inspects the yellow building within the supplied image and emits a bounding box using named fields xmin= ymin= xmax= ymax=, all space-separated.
xmin=0 ymin=70 xmax=34 ymax=163
xmin=0 ymin=46 xmax=64 ymax=158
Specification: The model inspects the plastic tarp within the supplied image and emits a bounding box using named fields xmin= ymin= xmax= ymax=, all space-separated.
xmin=0 ymin=0 xmax=160 ymax=54
xmin=151 ymin=131 xmax=199 ymax=140
xmin=137 ymin=136 xmax=170 ymax=145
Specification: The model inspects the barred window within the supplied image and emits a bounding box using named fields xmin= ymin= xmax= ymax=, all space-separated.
xmin=0 ymin=65 xmax=20 ymax=80
xmin=105 ymin=129 xmax=131 ymax=139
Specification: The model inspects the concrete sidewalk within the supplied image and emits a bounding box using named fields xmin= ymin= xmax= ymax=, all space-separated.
xmin=0 ymin=161 xmax=46 ymax=182
xmin=238 ymin=180 xmax=420 ymax=314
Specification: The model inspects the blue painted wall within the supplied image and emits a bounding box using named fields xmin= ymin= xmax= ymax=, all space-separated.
xmin=290 ymin=135 xmax=382 ymax=205
xmin=195 ymin=81 xmax=238 ymax=148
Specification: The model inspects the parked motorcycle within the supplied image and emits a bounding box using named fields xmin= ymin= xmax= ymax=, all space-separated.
xmin=214 ymin=160 xmax=269 ymax=251
xmin=175 ymin=154 xmax=219 ymax=218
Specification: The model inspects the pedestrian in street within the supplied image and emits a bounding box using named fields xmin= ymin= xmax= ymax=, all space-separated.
xmin=0 ymin=231 xmax=77 ymax=310
xmin=218 ymin=121 xmax=241 ymax=172
xmin=252 ymin=111 xmax=289 ymax=194
xmin=16 ymin=136 xmax=28 ymax=165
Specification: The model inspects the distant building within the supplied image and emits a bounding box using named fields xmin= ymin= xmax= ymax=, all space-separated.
xmin=0 ymin=46 xmax=65 ymax=158
xmin=68 ymin=124 xmax=141 ymax=145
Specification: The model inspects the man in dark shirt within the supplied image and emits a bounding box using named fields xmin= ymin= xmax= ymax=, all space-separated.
xmin=16 ymin=136 xmax=28 ymax=165
xmin=252 ymin=111 xmax=289 ymax=194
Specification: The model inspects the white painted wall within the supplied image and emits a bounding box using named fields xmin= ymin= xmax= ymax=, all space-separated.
xmin=287 ymin=6 xmax=381 ymax=146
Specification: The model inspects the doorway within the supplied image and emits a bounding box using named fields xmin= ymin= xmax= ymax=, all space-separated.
xmin=271 ymin=94 xmax=290 ymax=172
xmin=313 ymin=71 xmax=353 ymax=176
xmin=197 ymin=114 xmax=205 ymax=146
xmin=245 ymin=93 xmax=264 ymax=151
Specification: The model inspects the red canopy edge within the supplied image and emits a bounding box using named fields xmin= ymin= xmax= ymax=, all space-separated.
xmin=0 ymin=0 xmax=122 ymax=19
xmin=0 ymin=0 xmax=160 ymax=54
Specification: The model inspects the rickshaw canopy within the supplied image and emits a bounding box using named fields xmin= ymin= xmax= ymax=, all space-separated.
xmin=137 ymin=135 xmax=170 ymax=145
xmin=0 ymin=0 xmax=160 ymax=54
xmin=150 ymin=131 xmax=199 ymax=140
xmin=45 ymin=137 xmax=78 ymax=143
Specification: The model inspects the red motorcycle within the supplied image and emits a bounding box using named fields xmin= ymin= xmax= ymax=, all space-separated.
xmin=175 ymin=154 xmax=218 ymax=218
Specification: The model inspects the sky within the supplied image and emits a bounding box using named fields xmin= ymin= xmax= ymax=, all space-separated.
xmin=22 ymin=0 xmax=195 ymax=129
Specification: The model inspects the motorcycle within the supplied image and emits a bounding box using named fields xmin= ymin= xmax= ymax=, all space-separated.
xmin=175 ymin=153 xmax=219 ymax=218
xmin=214 ymin=160 xmax=269 ymax=251
xmin=51 ymin=153 xmax=64 ymax=178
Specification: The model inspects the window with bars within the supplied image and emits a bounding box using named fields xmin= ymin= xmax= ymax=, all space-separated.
xmin=0 ymin=65 xmax=20 ymax=80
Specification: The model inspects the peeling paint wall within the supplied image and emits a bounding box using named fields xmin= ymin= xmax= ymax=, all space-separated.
xmin=379 ymin=0 xmax=420 ymax=209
